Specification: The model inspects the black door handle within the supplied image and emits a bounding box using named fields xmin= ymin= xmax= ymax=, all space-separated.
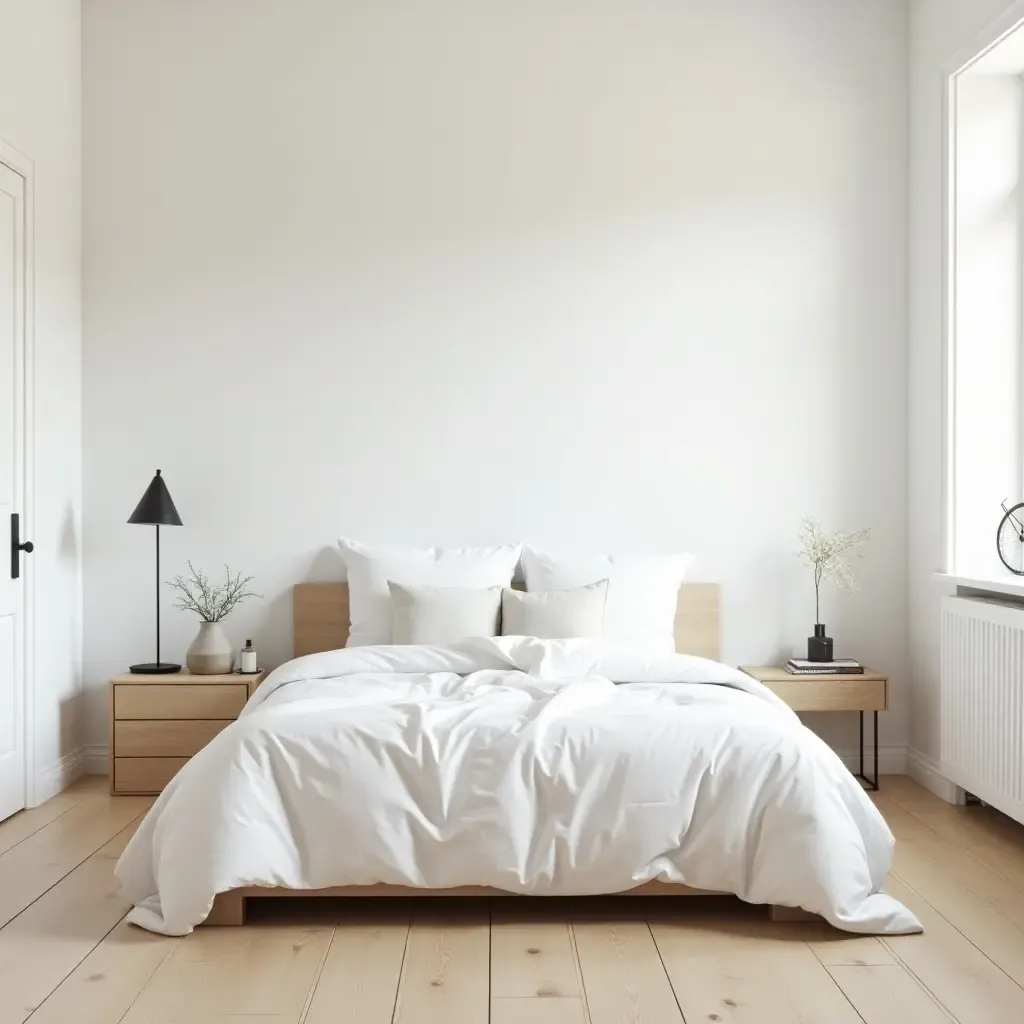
xmin=10 ymin=513 xmax=33 ymax=579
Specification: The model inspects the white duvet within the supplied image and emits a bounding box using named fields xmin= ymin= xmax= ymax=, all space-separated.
xmin=116 ymin=638 xmax=921 ymax=936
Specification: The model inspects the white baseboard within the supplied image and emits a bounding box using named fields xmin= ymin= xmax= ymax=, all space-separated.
xmin=34 ymin=748 xmax=88 ymax=805
xmin=907 ymin=748 xmax=964 ymax=804
xmin=835 ymin=745 xmax=907 ymax=776
xmin=83 ymin=744 xmax=109 ymax=776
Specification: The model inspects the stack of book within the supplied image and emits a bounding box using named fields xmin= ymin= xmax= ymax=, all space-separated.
xmin=785 ymin=658 xmax=863 ymax=675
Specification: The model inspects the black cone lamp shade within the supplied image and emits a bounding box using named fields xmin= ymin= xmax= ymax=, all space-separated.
xmin=128 ymin=469 xmax=183 ymax=674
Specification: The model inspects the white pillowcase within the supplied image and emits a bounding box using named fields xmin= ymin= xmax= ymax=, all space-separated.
xmin=338 ymin=538 xmax=522 ymax=646
xmin=521 ymin=548 xmax=693 ymax=653
xmin=389 ymin=582 xmax=502 ymax=645
xmin=501 ymin=580 xmax=608 ymax=639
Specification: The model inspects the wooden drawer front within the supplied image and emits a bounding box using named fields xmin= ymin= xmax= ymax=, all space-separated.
xmin=114 ymin=756 xmax=190 ymax=794
xmin=114 ymin=683 xmax=247 ymax=720
xmin=766 ymin=677 xmax=887 ymax=712
xmin=114 ymin=719 xmax=233 ymax=758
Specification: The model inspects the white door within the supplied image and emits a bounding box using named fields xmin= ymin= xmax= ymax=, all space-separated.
xmin=0 ymin=159 xmax=26 ymax=821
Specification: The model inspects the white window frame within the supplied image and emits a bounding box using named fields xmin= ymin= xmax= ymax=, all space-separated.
xmin=943 ymin=1 xmax=1024 ymax=574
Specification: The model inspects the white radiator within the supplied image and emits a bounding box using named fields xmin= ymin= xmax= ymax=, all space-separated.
xmin=940 ymin=596 xmax=1024 ymax=824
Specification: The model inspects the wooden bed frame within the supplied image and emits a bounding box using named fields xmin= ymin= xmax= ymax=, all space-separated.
xmin=206 ymin=580 xmax=815 ymax=925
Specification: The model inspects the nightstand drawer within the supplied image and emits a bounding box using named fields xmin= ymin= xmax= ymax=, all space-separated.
xmin=762 ymin=676 xmax=887 ymax=712
xmin=114 ymin=718 xmax=234 ymax=757
xmin=114 ymin=683 xmax=248 ymax=720
xmin=114 ymin=756 xmax=190 ymax=794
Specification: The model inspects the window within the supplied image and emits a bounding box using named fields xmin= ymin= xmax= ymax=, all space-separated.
xmin=950 ymin=38 xmax=1024 ymax=577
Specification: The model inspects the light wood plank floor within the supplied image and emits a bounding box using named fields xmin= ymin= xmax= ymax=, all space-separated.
xmin=1 ymin=775 xmax=1023 ymax=1022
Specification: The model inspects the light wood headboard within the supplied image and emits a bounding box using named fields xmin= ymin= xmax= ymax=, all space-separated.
xmin=293 ymin=582 xmax=721 ymax=660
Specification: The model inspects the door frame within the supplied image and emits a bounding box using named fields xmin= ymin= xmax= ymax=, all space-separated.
xmin=0 ymin=136 xmax=36 ymax=807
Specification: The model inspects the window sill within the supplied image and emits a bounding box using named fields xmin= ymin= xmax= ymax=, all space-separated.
xmin=933 ymin=572 xmax=1024 ymax=598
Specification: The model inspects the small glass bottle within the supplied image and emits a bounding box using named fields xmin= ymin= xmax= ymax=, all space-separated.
xmin=240 ymin=639 xmax=258 ymax=674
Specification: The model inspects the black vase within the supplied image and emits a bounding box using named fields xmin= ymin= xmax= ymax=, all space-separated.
xmin=807 ymin=624 xmax=833 ymax=662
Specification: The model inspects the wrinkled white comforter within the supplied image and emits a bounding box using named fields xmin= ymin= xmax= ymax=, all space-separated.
xmin=116 ymin=638 xmax=921 ymax=935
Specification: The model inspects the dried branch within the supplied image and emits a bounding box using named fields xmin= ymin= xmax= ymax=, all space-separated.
xmin=166 ymin=561 xmax=262 ymax=622
xmin=797 ymin=519 xmax=871 ymax=624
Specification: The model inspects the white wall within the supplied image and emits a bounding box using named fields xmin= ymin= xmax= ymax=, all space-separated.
xmin=83 ymin=0 xmax=909 ymax=766
xmin=909 ymin=0 xmax=1024 ymax=772
xmin=0 ymin=0 xmax=83 ymax=801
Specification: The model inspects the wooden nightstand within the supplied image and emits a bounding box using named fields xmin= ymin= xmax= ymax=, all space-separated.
xmin=740 ymin=666 xmax=888 ymax=790
xmin=109 ymin=670 xmax=266 ymax=795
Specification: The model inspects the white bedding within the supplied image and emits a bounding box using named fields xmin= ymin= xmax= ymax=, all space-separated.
xmin=115 ymin=638 xmax=921 ymax=936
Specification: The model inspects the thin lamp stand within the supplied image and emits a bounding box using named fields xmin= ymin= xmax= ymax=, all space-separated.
xmin=128 ymin=468 xmax=182 ymax=674
xmin=156 ymin=523 xmax=161 ymax=666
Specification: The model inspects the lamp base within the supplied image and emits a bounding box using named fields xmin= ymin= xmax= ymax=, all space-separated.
xmin=129 ymin=661 xmax=181 ymax=675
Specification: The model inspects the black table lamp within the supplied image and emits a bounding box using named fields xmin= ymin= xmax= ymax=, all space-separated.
xmin=128 ymin=469 xmax=183 ymax=674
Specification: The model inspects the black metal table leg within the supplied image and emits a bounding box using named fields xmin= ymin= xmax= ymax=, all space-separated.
xmin=874 ymin=709 xmax=879 ymax=786
xmin=855 ymin=710 xmax=879 ymax=791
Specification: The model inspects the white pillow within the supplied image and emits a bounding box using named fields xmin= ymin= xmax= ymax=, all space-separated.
xmin=521 ymin=548 xmax=693 ymax=653
xmin=338 ymin=538 xmax=522 ymax=646
xmin=501 ymin=580 xmax=608 ymax=639
xmin=388 ymin=582 xmax=502 ymax=645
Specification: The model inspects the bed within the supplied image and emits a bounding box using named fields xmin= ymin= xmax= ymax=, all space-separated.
xmin=115 ymin=580 xmax=920 ymax=936
xmin=208 ymin=581 xmax=721 ymax=924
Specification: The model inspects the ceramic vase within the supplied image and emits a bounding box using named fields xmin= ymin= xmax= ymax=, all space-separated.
xmin=186 ymin=620 xmax=234 ymax=674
